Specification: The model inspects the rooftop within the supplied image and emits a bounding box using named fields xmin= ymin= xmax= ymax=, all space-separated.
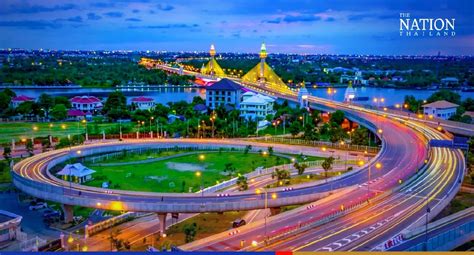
xmin=57 ymin=163 xmax=96 ymax=177
xmin=422 ymin=100 xmax=459 ymax=109
xmin=132 ymin=96 xmax=154 ymax=102
xmin=12 ymin=95 xmax=34 ymax=102
xmin=70 ymin=96 xmax=101 ymax=104
xmin=206 ymin=78 xmax=242 ymax=91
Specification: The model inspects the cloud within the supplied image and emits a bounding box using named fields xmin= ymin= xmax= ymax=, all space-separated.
xmin=87 ymin=13 xmax=102 ymax=20
xmin=126 ymin=18 xmax=142 ymax=22
xmin=1 ymin=3 xmax=78 ymax=14
xmin=90 ymin=2 xmax=115 ymax=8
xmin=0 ymin=20 xmax=61 ymax=29
xmin=103 ymin=12 xmax=124 ymax=18
xmin=157 ymin=4 xmax=175 ymax=11
xmin=66 ymin=16 xmax=83 ymax=23
xmin=263 ymin=18 xmax=281 ymax=24
xmin=129 ymin=23 xmax=198 ymax=29
xmin=282 ymin=14 xmax=321 ymax=23
xmin=132 ymin=9 xmax=140 ymax=13
xmin=325 ymin=17 xmax=336 ymax=22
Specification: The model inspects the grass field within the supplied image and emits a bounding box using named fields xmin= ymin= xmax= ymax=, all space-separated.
xmin=89 ymin=150 xmax=193 ymax=164
xmin=132 ymin=211 xmax=247 ymax=250
xmin=84 ymin=151 xmax=291 ymax=193
xmin=0 ymin=122 xmax=122 ymax=144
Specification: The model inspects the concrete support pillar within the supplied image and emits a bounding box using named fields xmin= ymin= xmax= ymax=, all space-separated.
xmin=62 ymin=204 xmax=74 ymax=223
xmin=269 ymin=207 xmax=281 ymax=216
xmin=157 ymin=213 xmax=168 ymax=235
xmin=136 ymin=131 xmax=139 ymax=139
xmin=11 ymin=139 xmax=15 ymax=151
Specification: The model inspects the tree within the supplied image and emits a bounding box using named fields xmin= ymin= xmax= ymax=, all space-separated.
xmin=330 ymin=110 xmax=345 ymax=125
xmin=183 ymin=223 xmax=198 ymax=243
xmin=303 ymin=121 xmax=319 ymax=141
xmin=289 ymin=121 xmax=302 ymax=137
xmin=294 ymin=162 xmax=308 ymax=175
xmin=236 ymin=175 xmax=248 ymax=191
xmin=38 ymin=93 xmax=54 ymax=118
xmin=2 ymin=88 xmax=16 ymax=98
xmin=223 ymin=163 xmax=236 ymax=177
xmin=404 ymin=95 xmax=423 ymax=113
xmin=427 ymin=90 xmax=461 ymax=105
xmin=272 ymin=168 xmax=291 ymax=184
xmin=26 ymin=139 xmax=34 ymax=156
xmin=103 ymin=91 xmax=128 ymax=120
xmin=0 ymin=92 xmax=12 ymax=110
xmin=322 ymin=156 xmax=335 ymax=179
xmin=267 ymin=146 xmax=274 ymax=156
xmin=54 ymin=96 xmax=72 ymax=108
xmin=351 ymin=128 xmax=369 ymax=146
xmin=244 ymin=145 xmax=252 ymax=154
xmin=50 ymin=104 xmax=67 ymax=120
xmin=3 ymin=146 xmax=11 ymax=161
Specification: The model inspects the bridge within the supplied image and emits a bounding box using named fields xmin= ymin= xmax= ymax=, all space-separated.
xmin=12 ymin=43 xmax=469 ymax=251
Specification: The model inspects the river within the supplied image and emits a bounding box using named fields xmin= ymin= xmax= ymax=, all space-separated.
xmin=6 ymin=86 xmax=474 ymax=107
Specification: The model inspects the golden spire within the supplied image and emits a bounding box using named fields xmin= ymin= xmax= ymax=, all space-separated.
xmin=210 ymin=44 xmax=216 ymax=57
xmin=259 ymin=42 xmax=267 ymax=59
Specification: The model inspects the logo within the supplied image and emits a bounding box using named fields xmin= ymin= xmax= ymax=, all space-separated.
xmin=399 ymin=13 xmax=455 ymax=37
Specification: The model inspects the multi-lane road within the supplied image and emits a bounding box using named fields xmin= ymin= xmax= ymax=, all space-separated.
xmin=11 ymin=63 xmax=467 ymax=251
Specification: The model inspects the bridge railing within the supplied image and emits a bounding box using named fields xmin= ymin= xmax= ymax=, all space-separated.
xmin=246 ymin=137 xmax=380 ymax=154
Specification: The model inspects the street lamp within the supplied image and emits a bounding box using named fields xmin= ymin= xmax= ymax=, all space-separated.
xmin=195 ymin=171 xmax=203 ymax=199
xmin=81 ymin=119 xmax=88 ymax=141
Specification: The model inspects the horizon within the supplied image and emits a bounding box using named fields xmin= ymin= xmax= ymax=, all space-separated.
xmin=0 ymin=0 xmax=473 ymax=56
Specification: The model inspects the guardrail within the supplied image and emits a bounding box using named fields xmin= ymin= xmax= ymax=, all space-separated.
xmin=246 ymin=137 xmax=380 ymax=154
xmin=84 ymin=211 xmax=151 ymax=238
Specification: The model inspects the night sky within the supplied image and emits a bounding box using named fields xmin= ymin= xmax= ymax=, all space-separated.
xmin=0 ymin=0 xmax=472 ymax=55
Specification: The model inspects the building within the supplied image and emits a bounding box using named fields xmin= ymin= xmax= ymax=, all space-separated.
xmin=422 ymin=100 xmax=459 ymax=120
xmin=56 ymin=163 xmax=96 ymax=183
xmin=440 ymin=77 xmax=459 ymax=86
xmin=205 ymin=78 xmax=242 ymax=110
xmin=240 ymin=93 xmax=275 ymax=120
xmin=11 ymin=95 xmax=34 ymax=108
xmin=131 ymin=96 xmax=155 ymax=110
xmin=70 ymin=96 xmax=103 ymax=112
xmin=193 ymin=104 xmax=207 ymax=114
xmin=0 ymin=210 xmax=22 ymax=243
xmin=67 ymin=109 xmax=88 ymax=121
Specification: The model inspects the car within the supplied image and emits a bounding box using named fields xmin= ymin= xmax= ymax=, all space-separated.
xmin=43 ymin=210 xmax=61 ymax=218
xmin=232 ymin=219 xmax=246 ymax=228
xmin=29 ymin=202 xmax=47 ymax=211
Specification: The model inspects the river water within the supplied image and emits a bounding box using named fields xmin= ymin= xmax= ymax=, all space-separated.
xmin=7 ymin=86 xmax=474 ymax=107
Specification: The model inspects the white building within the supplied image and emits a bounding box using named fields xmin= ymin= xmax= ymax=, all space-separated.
xmin=440 ymin=77 xmax=459 ymax=86
xmin=70 ymin=96 xmax=103 ymax=111
xmin=422 ymin=100 xmax=459 ymax=120
xmin=0 ymin=210 xmax=22 ymax=243
xmin=206 ymin=78 xmax=242 ymax=110
xmin=56 ymin=163 xmax=96 ymax=183
xmin=131 ymin=96 xmax=155 ymax=110
xmin=344 ymin=82 xmax=356 ymax=102
xmin=240 ymin=92 xmax=276 ymax=120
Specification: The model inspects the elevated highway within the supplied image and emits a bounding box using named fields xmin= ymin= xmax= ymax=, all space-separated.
xmin=11 ymin=63 xmax=467 ymax=251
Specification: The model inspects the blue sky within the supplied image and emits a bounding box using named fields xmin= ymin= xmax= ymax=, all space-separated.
xmin=0 ymin=0 xmax=472 ymax=55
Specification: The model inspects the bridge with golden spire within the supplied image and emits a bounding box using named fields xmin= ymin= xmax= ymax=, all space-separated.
xmin=139 ymin=43 xmax=294 ymax=96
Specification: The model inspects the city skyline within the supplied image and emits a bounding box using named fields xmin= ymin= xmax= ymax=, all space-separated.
xmin=0 ymin=0 xmax=473 ymax=55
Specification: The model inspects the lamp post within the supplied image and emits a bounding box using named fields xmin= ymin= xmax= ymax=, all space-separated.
xmin=81 ymin=119 xmax=88 ymax=141
xmin=149 ymin=116 xmax=154 ymax=138
xmin=256 ymin=188 xmax=275 ymax=245
xmin=210 ymin=111 xmax=217 ymax=138
xmin=195 ymin=171 xmax=203 ymax=199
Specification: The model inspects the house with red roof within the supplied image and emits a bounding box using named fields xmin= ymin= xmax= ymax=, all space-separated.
xmin=11 ymin=95 xmax=35 ymax=108
xmin=131 ymin=96 xmax=155 ymax=110
xmin=70 ymin=96 xmax=103 ymax=112
xmin=67 ymin=109 xmax=92 ymax=121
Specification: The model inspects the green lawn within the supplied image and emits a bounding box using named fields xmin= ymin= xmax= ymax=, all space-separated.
xmin=0 ymin=122 xmax=120 ymax=144
xmin=89 ymin=150 xmax=193 ymax=165
xmin=132 ymin=211 xmax=247 ymax=250
xmin=83 ymin=152 xmax=291 ymax=193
